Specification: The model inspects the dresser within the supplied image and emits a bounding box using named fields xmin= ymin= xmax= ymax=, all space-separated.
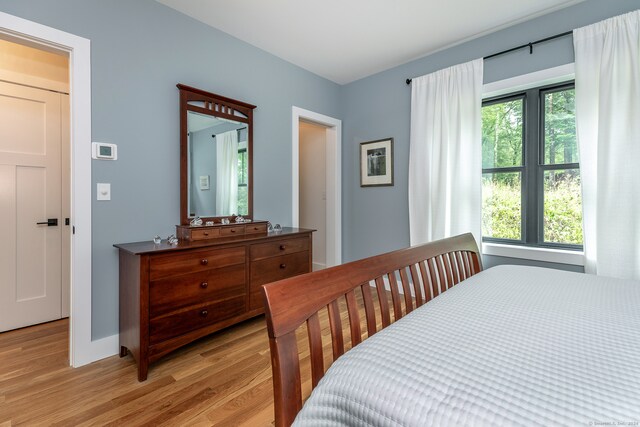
xmin=114 ymin=227 xmax=313 ymax=381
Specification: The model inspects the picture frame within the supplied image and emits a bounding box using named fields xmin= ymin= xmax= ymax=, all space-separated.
xmin=199 ymin=175 xmax=210 ymax=190
xmin=360 ymin=138 xmax=394 ymax=187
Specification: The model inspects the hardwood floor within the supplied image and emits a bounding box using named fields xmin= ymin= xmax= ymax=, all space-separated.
xmin=0 ymin=316 xmax=277 ymax=426
xmin=0 ymin=288 xmax=386 ymax=426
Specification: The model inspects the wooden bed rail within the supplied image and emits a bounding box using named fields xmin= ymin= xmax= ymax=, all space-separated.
xmin=261 ymin=233 xmax=482 ymax=426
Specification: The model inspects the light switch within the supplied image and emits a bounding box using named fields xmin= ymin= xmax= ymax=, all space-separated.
xmin=97 ymin=183 xmax=111 ymax=201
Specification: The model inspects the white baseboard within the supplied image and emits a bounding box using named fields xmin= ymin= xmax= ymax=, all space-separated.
xmin=312 ymin=262 xmax=327 ymax=271
xmin=372 ymin=273 xmax=418 ymax=297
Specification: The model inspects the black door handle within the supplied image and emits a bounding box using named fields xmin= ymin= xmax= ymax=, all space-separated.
xmin=36 ymin=218 xmax=58 ymax=226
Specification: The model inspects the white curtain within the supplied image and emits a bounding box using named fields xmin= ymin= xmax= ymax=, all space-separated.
xmin=574 ymin=10 xmax=640 ymax=280
xmin=216 ymin=130 xmax=238 ymax=216
xmin=408 ymin=58 xmax=483 ymax=247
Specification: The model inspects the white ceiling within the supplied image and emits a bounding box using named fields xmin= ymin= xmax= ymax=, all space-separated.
xmin=157 ymin=0 xmax=585 ymax=85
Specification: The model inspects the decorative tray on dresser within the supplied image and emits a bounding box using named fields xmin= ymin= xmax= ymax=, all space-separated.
xmin=114 ymin=227 xmax=313 ymax=381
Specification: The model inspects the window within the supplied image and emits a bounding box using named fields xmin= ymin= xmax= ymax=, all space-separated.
xmin=237 ymin=148 xmax=248 ymax=214
xmin=481 ymin=82 xmax=582 ymax=249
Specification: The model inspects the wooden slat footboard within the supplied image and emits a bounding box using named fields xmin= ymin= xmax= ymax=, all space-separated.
xmin=261 ymin=233 xmax=482 ymax=426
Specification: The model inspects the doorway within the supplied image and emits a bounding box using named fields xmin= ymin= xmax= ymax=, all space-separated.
xmin=0 ymin=39 xmax=70 ymax=333
xmin=0 ymin=11 xmax=98 ymax=367
xmin=299 ymin=121 xmax=328 ymax=270
xmin=292 ymin=107 xmax=341 ymax=268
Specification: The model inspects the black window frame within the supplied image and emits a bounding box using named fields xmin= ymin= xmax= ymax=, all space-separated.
xmin=237 ymin=148 xmax=248 ymax=187
xmin=482 ymin=81 xmax=582 ymax=251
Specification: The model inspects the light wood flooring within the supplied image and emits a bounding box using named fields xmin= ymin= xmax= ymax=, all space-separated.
xmin=0 ymin=288 xmax=386 ymax=426
xmin=0 ymin=316 xmax=279 ymax=426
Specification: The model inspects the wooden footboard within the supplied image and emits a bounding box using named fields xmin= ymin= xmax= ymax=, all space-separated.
xmin=261 ymin=233 xmax=482 ymax=426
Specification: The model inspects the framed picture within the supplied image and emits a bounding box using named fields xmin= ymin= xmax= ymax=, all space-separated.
xmin=199 ymin=175 xmax=210 ymax=190
xmin=360 ymin=138 xmax=394 ymax=187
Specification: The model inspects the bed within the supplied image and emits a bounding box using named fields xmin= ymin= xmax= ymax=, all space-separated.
xmin=261 ymin=233 xmax=640 ymax=426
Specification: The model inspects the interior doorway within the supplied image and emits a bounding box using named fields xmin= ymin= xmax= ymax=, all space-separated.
xmin=0 ymin=11 xmax=100 ymax=367
xmin=0 ymin=39 xmax=71 ymax=334
xmin=299 ymin=121 xmax=327 ymax=270
xmin=292 ymin=107 xmax=342 ymax=268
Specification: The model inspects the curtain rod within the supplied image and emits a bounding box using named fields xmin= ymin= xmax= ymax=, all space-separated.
xmin=405 ymin=30 xmax=573 ymax=85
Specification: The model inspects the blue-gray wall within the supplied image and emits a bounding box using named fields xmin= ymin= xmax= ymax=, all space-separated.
xmin=340 ymin=0 xmax=640 ymax=270
xmin=0 ymin=0 xmax=341 ymax=339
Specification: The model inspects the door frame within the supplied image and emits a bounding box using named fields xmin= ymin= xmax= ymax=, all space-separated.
xmin=0 ymin=12 xmax=105 ymax=367
xmin=291 ymin=107 xmax=342 ymax=267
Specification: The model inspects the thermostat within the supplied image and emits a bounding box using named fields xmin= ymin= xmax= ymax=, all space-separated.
xmin=92 ymin=142 xmax=117 ymax=160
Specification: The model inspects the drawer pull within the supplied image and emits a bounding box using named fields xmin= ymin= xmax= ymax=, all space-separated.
xmin=280 ymin=263 xmax=287 ymax=269
xmin=200 ymin=310 xmax=208 ymax=317
xmin=200 ymin=282 xmax=208 ymax=289
xmin=230 ymin=229 xmax=236 ymax=233
xmin=203 ymin=232 xmax=209 ymax=236
xmin=279 ymin=245 xmax=286 ymax=250
xmin=201 ymin=259 xmax=208 ymax=266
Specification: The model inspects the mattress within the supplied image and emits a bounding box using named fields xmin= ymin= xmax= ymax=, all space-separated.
xmin=293 ymin=265 xmax=640 ymax=426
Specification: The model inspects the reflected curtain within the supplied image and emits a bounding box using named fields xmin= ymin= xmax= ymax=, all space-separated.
xmin=216 ymin=130 xmax=238 ymax=216
xmin=408 ymin=58 xmax=483 ymax=247
xmin=574 ymin=10 xmax=640 ymax=280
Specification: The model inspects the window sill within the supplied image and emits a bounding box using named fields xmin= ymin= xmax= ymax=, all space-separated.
xmin=482 ymin=242 xmax=584 ymax=266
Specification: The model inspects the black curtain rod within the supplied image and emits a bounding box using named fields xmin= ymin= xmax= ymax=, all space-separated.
xmin=210 ymin=127 xmax=246 ymax=138
xmin=405 ymin=30 xmax=573 ymax=85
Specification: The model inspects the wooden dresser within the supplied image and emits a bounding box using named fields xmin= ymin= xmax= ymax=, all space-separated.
xmin=114 ymin=227 xmax=313 ymax=381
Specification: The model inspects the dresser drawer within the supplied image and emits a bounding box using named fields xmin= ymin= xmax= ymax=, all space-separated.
xmin=176 ymin=221 xmax=269 ymax=241
xmin=245 ymin=223 xmax=268 ymax=234
xmin=250 ymin=237 xmax=309 ymax=261
xmin=149 ymin=263 xmax=246 ymax=318
xmin=149 ymin=246 xmax=245 ymax=281
xmin=149 ymin=296 xmax=245 ymax=344
xmin=220 ymin=225 xmax=245 ymax=237
xmin=190 ymin=228 xmax=220 ymax=240
xmin=249 ymin=251 xmax=310 ymax=310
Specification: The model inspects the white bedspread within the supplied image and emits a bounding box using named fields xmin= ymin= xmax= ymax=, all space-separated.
xmin=293 ymin=265 xmax=640 ymax=426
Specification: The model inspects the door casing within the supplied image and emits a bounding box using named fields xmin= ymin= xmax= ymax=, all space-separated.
xmin=0 ymin=12 xmax=112 ymax=367
xmin=291 ymin=107 xmax=342 ymax=268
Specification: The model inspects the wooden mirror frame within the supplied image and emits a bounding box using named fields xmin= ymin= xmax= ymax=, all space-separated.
xmin=178 ymin=84 xmax=256 ymax=226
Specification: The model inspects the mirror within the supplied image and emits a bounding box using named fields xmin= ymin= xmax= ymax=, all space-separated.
xmin=187 ymin=112 xmax=248 ymax=217
xmin=178 ymin=84 xmax=256 ymax=225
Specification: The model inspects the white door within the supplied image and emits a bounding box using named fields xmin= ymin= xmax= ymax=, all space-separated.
xmin=0 ymin=81 xmax=64 ymax=332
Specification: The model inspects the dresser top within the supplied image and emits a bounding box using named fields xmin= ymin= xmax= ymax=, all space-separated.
xmin=114 ymin=227 xmax=314 ymax=255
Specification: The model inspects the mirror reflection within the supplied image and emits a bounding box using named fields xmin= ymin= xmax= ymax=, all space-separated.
xmin=187 ymin=111 xmax=249 ymax=218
